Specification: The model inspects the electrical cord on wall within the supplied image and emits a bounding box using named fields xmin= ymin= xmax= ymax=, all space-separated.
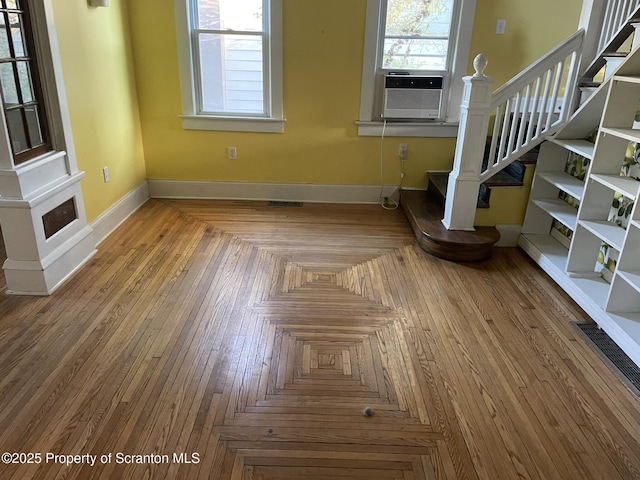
xmin=379 ymin=119 xmax=405 ymax=210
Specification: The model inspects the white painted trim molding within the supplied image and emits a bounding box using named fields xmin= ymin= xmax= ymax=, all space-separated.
xmin=4 ymin=227 xmax=96 ymax=296
xmin=357 ymin=121 xmax=459 ymax=137
xmin=180 ymin=115 xmax=286 ymax=133
xmin=91 ymin=181 xmax=150 ymax=246
xmin=148 ymin=179 xmax=400 ymax=204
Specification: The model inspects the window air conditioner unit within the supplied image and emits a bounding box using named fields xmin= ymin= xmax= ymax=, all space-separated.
xmin=383 ymin=75 xmax=443 ymax=119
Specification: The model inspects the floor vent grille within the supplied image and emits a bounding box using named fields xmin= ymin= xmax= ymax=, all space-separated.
xmin=574 ymin=322 xmax=640 ymax=395
xmin=268 ymin=201 xmax=303 ymax=207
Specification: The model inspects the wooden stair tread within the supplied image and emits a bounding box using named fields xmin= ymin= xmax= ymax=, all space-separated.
xmin=400 ymin=189 xmax=500 ymax=262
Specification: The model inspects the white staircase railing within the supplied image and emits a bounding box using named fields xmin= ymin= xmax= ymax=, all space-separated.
xmin=442 ymin=32 xmax=584 ymax=231
xmin=598 ymin=0 xmax=640 ymax=53
xmin=481 ymin=30 xmax=584 ymax=183
xmin=443 ymin=0 xmax=640 ymax=231
xmin=580 ymin=0 xmax=640 ymax=76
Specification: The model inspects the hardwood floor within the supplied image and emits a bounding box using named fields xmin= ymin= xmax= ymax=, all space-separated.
xmin=0 ymin=199 xmax=639 ymax=479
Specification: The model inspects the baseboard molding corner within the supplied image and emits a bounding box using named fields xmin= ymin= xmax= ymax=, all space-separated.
xmin=495 ymin=224 xmax=522 ymax=247
xmin=91 ymin=181 xmax=150 ymax=246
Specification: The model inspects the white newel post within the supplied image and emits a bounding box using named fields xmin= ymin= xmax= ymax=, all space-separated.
xmin=442 ymin=55 xmax=494 ymax=231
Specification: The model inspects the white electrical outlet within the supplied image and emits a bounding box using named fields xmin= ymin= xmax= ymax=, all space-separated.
xmin=496 ymin=19 xmax=506 ymax=35
xmin=228 ymin=147 xmax=237 ymax=160
xmin=102 ymin=166 xmax=109 ymax=183
xmin=399 ymin=143 xmax=408 ymax=159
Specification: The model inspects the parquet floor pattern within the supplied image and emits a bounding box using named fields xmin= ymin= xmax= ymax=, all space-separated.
xmin=0 ymin=199 xmax=639 ymax=479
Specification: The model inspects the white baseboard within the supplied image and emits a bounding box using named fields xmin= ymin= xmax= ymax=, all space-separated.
xmin=91 ymin=181 xmax=150 ymax=246
xmin=495 ymin=224 xmax=522 ymax=247
xmin=148 ymin=179 xmax=400 ymax=204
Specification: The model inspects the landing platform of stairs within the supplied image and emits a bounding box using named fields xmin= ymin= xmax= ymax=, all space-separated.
xmin=400 ymin=189 xmax=500 ymax=262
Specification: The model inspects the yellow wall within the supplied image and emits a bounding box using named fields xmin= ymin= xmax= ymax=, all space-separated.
xmin=126 ymin=0 xmax=456 ymax=189
xmin=123 ymin=0 xmax=583 ymax=224
xmin=125 ymin=0 xmax=583 ymax=195
xmin=475 ymin=166 xmax=536 ymax=226
xmin=467 ymin=0 xmax=584 ymax=86
xmin=467 ymin=0 xmax=583 ymax=225
xmin=53 ymin=0 xmax=146 ymax=223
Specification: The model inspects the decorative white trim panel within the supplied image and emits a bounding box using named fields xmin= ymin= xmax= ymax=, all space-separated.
xmin=3 ymin=226 xmax=96 ymax=296
xmin=180 ymin=115 xmax=286 ymax=133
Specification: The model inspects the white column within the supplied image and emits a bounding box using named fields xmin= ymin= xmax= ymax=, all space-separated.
xmin=442 ymin=55 xmax=494 ymax=231
xmin=0 ymin=136 xmax=96 ymax=296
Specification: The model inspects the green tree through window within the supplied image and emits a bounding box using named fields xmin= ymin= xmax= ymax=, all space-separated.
xmin=0 ymin=0 xmax=49 ymax=165
xmin=382 ymin=0 xmax=453 ymax=71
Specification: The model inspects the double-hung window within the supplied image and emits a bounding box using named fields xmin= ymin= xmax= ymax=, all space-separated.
xmin=175 ymin=0 xmax=284 ymax=133
xmin=380 ymin=0 xmax=454 ymax=71
xmin=358 ymin=0 xmax=476 ymax=136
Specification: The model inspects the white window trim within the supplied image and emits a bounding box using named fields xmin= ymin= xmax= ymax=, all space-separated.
xmin=174 ymin=0 xmax=285 ymax=133
xmin=357 ymin=0 xmax=476 ymax=137
xmin=26 ymin=0 xmax=80 ymax=170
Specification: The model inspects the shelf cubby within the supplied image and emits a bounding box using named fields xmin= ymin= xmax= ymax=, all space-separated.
xmin=533 ymin=199 xmax=578 ymax=230
xmin=566 ymin=222 xmax=617 ymax=277
xmin=608 ymin=274 xmax=640 ymax=312
xmin=537 ymin=171 xmax=585 ymax=200
xmin=590 ymin=174 xmax=639 ymax=200
xmin=522 ymin=141 xmax=587 ymax=238
xmin=551 ymin=138 xmax=595 ymax=159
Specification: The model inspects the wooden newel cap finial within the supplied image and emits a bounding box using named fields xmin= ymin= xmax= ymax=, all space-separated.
xmin=473 ymin=54 xmax=488 ymax=77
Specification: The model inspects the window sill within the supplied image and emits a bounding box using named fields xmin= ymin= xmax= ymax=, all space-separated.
xmin=180 ymin=115 xmax=286 ymax=133
xmin=357 ymin=121 xmax=459 ymax=137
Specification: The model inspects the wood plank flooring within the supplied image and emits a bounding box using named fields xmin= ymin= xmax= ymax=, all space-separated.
xmin=0 ymin=199 xmax=639 ymax=479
